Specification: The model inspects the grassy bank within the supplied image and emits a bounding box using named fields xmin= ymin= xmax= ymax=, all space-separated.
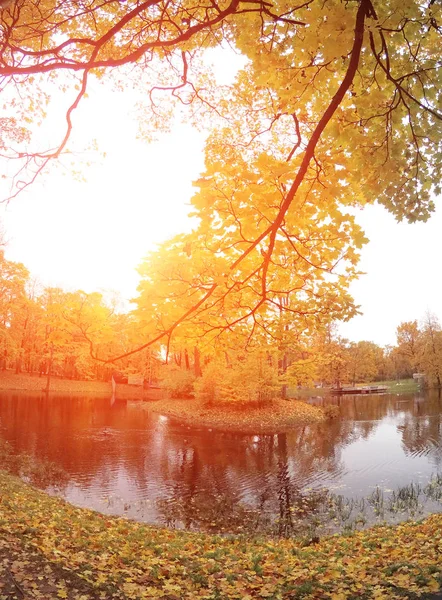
xmin=0 ymin=371 xmax=111 ymax=393
xmin=0 ymin=472 xmax=442 ymax=599
xmin=293 ymin=378 xmax=420 ymax=398
xmin=375 ymin=379 xmax=421 ymax=393
xmin=150 ymin=397 xmax=326 ymax=432
xmin=0 ymin=371 xmax=164 ymax=399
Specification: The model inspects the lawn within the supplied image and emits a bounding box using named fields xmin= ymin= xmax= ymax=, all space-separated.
xmin=292 ymin=378 xmax=420 ymax=398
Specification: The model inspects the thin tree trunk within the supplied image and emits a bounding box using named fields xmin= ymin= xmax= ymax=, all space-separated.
xmin=194 ymin=347 xmax=202 ymax=377
xmin=281 ymin=353 xmax=288 ymax=399
xmin=45 ymin=344 xmax=54 ymax=393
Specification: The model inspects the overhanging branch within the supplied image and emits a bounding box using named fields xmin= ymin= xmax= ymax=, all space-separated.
xmin=94 ymin=0 xmax=370 ymax=363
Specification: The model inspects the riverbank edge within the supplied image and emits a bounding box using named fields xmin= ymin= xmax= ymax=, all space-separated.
xmin=0 ymin=372 xmax=327 ymax=429
xmin=0 ymin=371 xmax=160 ymax=399
xmin=293 ymin=378 xmax=420 ymax=397
xmin=1 ymin=471 xmax=442 ymax=599
xmin=0 ymin=372 xmax=421 ymax=400
xmin=148 ymin=397 xmax=326 ymax=432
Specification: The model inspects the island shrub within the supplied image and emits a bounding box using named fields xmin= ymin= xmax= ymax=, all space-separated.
xmin=322 ymin=404 xmax=340 ymax=419
xmin=162 ymin=367 xmax=196 ymax=398
xmin=194 ymin=353 xmax=280 ymax=407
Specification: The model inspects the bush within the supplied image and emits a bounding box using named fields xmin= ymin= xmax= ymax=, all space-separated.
xmin=323 ymin=404 xmax=340 ymax=419
xmin=162 ymin=367 xmax=196 ymax=398
xmin=194 ymin=353 xmax=280 ymax=406
xmin=193 ymin=360 xmax=220 ymax=404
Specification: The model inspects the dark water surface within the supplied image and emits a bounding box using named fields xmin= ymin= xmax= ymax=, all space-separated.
xmin=1 ymin=390 xmax=442 ymax=536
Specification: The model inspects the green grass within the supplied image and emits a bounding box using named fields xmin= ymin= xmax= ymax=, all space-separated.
xmin=290 ymin=378 xmax=420 ymax=397
xmin=374 ymin=379 xmax=420 ymax=393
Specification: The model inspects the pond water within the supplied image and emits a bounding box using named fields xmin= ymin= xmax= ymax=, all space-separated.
xmin=1 ymin=390 xmax=442 ymax=536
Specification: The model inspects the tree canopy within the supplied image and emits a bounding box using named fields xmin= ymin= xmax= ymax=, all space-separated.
xmin=1 ymin=0 xmax=441 ymax=359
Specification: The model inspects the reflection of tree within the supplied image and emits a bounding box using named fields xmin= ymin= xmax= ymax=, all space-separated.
xmin=4 ymin=390 xmax=442 ymax=535
xmin=157 ymin=443 xmax=265 ymax=533
xmin=0 ymin=434 xmax=69 ymax=490
xmin=0 ymin=391 xmax=366 ymax=535
xmin=154 ymin=426 xmax=352 ymax=535
xmin=276 ymin=433 xmax=293 ymax=536
xmin=156 ymin=432 xmax=339 ymax=536
xmin=0 ymin=392 xmax=135 ymax=487
xmin=398 ymin=391 xmax=442 ymax=468
xmin=0 ymin=392 xmax=384 ymax=500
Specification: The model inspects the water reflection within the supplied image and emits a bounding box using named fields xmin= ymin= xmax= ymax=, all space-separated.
xmin=1 ymin=390 xmax=442 ymax=535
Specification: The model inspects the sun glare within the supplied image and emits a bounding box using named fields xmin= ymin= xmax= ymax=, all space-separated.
xmin=1 ymin=88 xmax=206 ymax=299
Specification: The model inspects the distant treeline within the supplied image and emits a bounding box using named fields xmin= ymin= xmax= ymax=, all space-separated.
xmin=1 ymin=249 xmax=440 ymax=393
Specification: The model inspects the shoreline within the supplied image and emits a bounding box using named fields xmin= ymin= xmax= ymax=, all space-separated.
xmin=0 ymin=372 xmax=326 ymax=430
xmin=0 ymin=371 xmax=163 ymax=399
xmin=0 ymin=371 xmax=420 ymax=396
xmin=0 ymin=472 xmax=441 ymax=599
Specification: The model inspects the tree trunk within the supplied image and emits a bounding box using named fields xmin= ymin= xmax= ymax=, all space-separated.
xmin=280 ymin=353 xmax=288 ymax=399
xmin=15 ymin=316 xmax=28 ymax=374
xmin=276 ymin=434 xmax=293 ymax=536
xmin=194 ymin=347 xmax=202 ymax=377
xmin=45 ymin=345 xmax=54 ymax=393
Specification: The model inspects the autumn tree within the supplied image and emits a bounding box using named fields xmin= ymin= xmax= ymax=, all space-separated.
xmin=346 ymin=341 xmax=380 ymax=385
xmin=373 ymin=345 xmax=396 ymax=382
xmin=60 ymin=290 xmax=118 ymax=379
xmin=311 ymin=326 xmax=349 ymax=388
xmin=395 ymin=320 xmax=422 ymax=376
xmin=393 ymin=316 xmax=442 ymax=386
xmin=38 ymin=287 xmax=72 ymax=391
xmin=1 ymin=0 xmax=441 ymax=361
xmin=40 ymin=289 xmax=141 ymax=382
xmin=0 ymin=250 xmax=29 ymax=369
xmin=419 ymin=312 xmax=442 ymax=388
xmin=9 ymin=280 xmax=43 ymax=374
xmin=194 ymin=349 xmax=280 ymax=404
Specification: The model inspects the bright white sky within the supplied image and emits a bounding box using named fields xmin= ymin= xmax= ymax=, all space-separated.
xmin=339 ymin=203 xmax=442 ymax=346
xmin=1 ymin=101 xmax=205 ymax=306
xmin=1 ymin=62 xmax=441 ymax=348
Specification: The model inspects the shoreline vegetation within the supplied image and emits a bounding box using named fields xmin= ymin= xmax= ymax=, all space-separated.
xmin=293 ymin=378 xmax=420 ymax=397
xmin=1 ymin=471 xmax=442 ymax=599
xmin=0 ymin=372 xmax=330 ymax=431
xmin=0 ymin=372 xmax=421 ymax=432
xmin=0 ymin=372 xmax=326 ymax=430
xmin=0 ymin=371 xmax=420 ymax=394
xmin=0 ymin=371 xmax=157 ymax=399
